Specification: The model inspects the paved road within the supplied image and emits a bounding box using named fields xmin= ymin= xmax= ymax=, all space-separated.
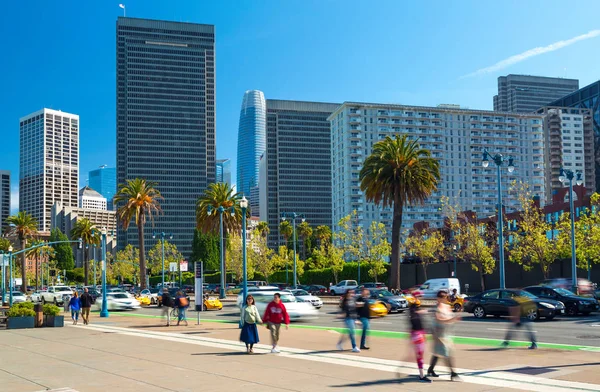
xmin=129 ymin=303 xmax=600 ymax=347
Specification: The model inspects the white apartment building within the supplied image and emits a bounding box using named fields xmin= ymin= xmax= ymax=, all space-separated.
xmin=329 ymin=102 xmax=546 ymax=235
xmin=19 ymin=109 xmax=79 ymax=231
xmin=537 ymin=107 xmax=595 ymax=202
xmin=79 ymin=186 xmax=107 ymax=210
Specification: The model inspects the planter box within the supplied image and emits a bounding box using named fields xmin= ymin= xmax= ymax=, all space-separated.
xmin=7 ymin=316 xmax=35 ymax=329
xmin=44 ymin=315 xmax=64 ymax=327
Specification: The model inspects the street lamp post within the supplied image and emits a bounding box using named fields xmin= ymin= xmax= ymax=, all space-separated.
xmin=0 ymin=251 xmax=4 ymax=305
xmin=8 ymin=245 xmax=13 ymax=306
xmin=281 ymin=212 xmax=305 ymax=289
xmin=152 ymin=232 xmax=173 ymax=289
xmin=559 ymin=168 xmax=583 ymax=294
xmin=100 ymin=227 xmax=109 ymax=318
xmin=482 ymin=149 xmax=514 ymax=290
xmin=207 ymin=205 xmax=235 ymax=299
xmin=453 ymin=244 xmax=458 ymax=278
xmin=240 ymin=197 xmax=249 ymax=327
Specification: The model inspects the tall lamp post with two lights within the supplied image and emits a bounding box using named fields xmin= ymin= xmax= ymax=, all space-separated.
xmin=482 ymin=149 xmax=514 ymax=290
xmin=280 ymin=212 xmax=305 ymax=289
xmin=152 ymin=232 xmax=173 ymax=289
xmin=559 ymin=168 xmax=583 ymax=294
xmin=207 ymin=204 xmax=235 ymax=299
xmin=240 ymin=197 xmax=249 ymax=323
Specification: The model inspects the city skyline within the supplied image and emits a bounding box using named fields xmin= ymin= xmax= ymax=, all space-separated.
xmin=3 ymin=2 xmax=600 ymax=213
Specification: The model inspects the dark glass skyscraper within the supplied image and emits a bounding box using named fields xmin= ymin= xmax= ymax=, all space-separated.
xmin=89 ymin=166 xmax=116 ymax=210
xmin=116 ymin=17 xmax=216 ymax=258
xmin=236 ymin=90 xmax=266 ymax=197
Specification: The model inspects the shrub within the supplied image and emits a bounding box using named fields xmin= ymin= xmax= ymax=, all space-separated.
xmin=42 ymin=304 xmax=61 ymax=316
xmin=7 ymin=307 xmax=35 ymax=317
xmin=13 ymin=302 xmax=34 ymax=310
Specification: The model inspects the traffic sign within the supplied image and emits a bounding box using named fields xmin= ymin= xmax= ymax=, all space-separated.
xmin=180 ymin=260 xmax=188 ymax=272
xmin=169 ymin=262 xmax=177 ymax=272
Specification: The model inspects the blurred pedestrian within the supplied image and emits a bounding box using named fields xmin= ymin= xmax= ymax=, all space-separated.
xmin=240 ymin=294 xmax=262 ymax=354
xmin=337 ymin=289 xmax=360 ymax=353
xmin=427 ymin=290 xmax=460 ymax=381
xmin=80 ymin=288 xmax=93 ymax=325
xmin=263 ymin=293 xmax=290 ymax=353
xmin=175 ymin=291 xmax=189 ymax=326
xmin=502 ymin=293 xmax=537 ymax=349
xmin=68 ymin=291 xmax=81 ymax=325
xmin=409 ymin=304 xmax=431 ymax=383
xmin=161 ymin=288 xmax=173 ymax=327
xmin=355 ymin=288 xmax=371 ymax=350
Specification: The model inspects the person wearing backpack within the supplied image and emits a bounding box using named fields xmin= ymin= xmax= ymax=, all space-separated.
xmin=175 ymin=291 xmax=189 ymax=326
xmin=240 ymin=294 xmax=262 ymax=354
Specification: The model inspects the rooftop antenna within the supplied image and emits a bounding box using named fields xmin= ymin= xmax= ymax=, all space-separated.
xmin=119 ymin=3 xmax=126 ymax=17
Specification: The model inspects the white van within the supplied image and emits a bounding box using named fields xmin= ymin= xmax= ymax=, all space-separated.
xmin=418 ymin=278 xmax=460 ymax=299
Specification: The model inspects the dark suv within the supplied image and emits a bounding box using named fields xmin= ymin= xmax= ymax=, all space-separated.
xmin=524 ymin=286 xmax=598 ymax=316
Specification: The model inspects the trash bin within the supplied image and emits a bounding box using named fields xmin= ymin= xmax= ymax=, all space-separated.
xmin=34 ymin=303 xmax=43 ymax=327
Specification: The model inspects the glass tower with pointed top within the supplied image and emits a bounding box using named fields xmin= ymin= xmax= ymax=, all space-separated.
xmin=237 ymin=90 xmax=266 ymax=199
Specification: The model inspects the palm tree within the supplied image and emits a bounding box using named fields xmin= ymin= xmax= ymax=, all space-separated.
xmin=297 ymin=220 xmax=313 ymax=260
xmin=256 ymin=221 xmax=270 ymax=239
xmin=359 ymin=135 xmax=440 ymax=290
xmin=26 ymin=240 xmax=48 ymax=290
xmin=71 ymin=218 xmax=100 ymax=285
xmin=114 ymin=178 xmax=163 ymax=289
xmin=315 ymin=225 xmax=332 ymax=249
xmin=279 ymin=220 xmax=293 ymax=279
xmin=6 ymin=212 xmax=38 ymax=292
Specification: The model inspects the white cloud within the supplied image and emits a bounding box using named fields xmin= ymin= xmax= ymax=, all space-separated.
xmin=10 ymin=186 xmax=18 ymax=214
xmin=461 ymin=30 xmax=600 ymax=78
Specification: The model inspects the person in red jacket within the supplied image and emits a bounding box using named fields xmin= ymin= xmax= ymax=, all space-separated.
xmin=263 ymin=293 xmax=290 ymax=353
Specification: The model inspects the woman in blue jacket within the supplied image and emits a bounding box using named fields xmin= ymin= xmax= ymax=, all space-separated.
xmin=68 ymin=291 xmax=81 ymax=325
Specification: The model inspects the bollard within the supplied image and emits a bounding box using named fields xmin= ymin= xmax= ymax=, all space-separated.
xmin=34 ymin=303 xmax=43 ymax=327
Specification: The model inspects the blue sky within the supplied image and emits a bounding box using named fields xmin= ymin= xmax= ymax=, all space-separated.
xmin=2 ymin=0 xmax=600 ymax=213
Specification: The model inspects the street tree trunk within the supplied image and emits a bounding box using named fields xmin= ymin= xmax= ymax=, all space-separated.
xmin=389 ymin=194 xmax=403 ymax=290
xmin=422 ymin=262 xmax=428 ymax=282
xmin=480 ymin=270 xmax=485 ymax=292
xmin=84 ymin=243 xmax=89 ymax=285
xmin=138 ymin=216 xmax=147 ymax=289
xmin=35 ymin=254 xmax=39 ymax=290
xmin=20 ymin=238 xmax=27 ymax=293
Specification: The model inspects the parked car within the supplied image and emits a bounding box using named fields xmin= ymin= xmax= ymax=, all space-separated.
xmin=329 ymin=280 xmax=358 ymax=296
xmin=464 ymin=289 xmax=564 ymax=321
xmin=76 ymin=288 xmax=99 ymax=304
xmin=11 ymin=291 xmax=28 ymax=304
xmin=204 ymin=284 xmax=219 ymax=294
xmin=524 ymin=286 xmax=598 ymax=316
xmin=28 ymin=290 xmax=46 ymax=303
xmin=369 ymin=289 xmax=408 ymax=313
xmin=541 ymin=278 xmax=595 ymax=295
xmin=95 ymin=293 xmax=141 ymax=311
xmin=140 ymin=288 xmax=160 ymax=305
xmin=290 ymin=289 xmax=323 ymax=309
xmin=271 ymin=282 xmax=291 ymax=290
xmin=358 ymin=282 xmax=388 ymax=291
xmin=236 ymin=291 xmax=318 ymax=321
xmin=247 ymin=281 xmax=268 ymax=287
xmin=41 ymin=286 xmax=74 ymax=305
xmin=303 ymin=285 xmax=328 ymax=296
xmin=415 ymin=278 xmax=460 ymax=299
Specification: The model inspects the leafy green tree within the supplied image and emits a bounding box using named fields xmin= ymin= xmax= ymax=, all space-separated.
xmin=6 ymin=211 xmax=38 ymax=292
xmin=26 ymin=240 xmax=55 ymax=290
xmin=191 ymin=229 xmax=220 ymax=271
xmin=114 ymin=178 xmax=163 ymax=289
xmin=0 ymin=238 xmax=11 ymax=252
xmin=250 ymin=229 xmax=275 ymax=282
xmin=256 ymin=221 xmax=270 ymax=239
xmin=110 ymin=244 xmax=139 ymax=285
xmin=360 ymin=135 xmax=440 ymax=289
xmin=404 ymin=229 xmax=443 ymax=281
xmin=456 ymin=223 xmax=495 ymax=291
xmin=71 ymin=218 xmax=100 ymax=285
xmin=297 ymin=221 xmax=313 ymax=261
xmin=314 ymin=225 xmax=332 ymax=248
xmin=279 ymin=220 xmax=293 ymax=248
xmin=49 ymin=228 xmax=75 ymax=271
xmin=363 ymin=221 xmax=392 ymax=282
xmin=226 ymin=233 xmax=254 ymax=282
xmin=147 ymin=240 xmax=183 ymax=276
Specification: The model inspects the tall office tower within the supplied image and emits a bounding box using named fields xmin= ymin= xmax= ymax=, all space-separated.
xmin=537 ymin=107 xmax=594 ymax=201
xmin=116 ymin=17 xmax=215 ymax=258
xmin=547 ymin=80 xmax=600 ymax=192
xmin=0 ymin=170 xmax=9 ymax=235
xmin=330 ymin=103 xmax=546 ymax=237
xmin=79 ymin=186 xmax=108 ymax=210
xmin=237 ymin=90 xmax=266 ymax=197
xmin=261 ymin=100 xmax=339 ymax=248
xmin=216 ymin=159 xmax=231 ymax=186
xmin=89 ymin=165 xmax=116 ymax=210
xmin=19 ymin=109 xmax=79 ymax=232
xmin=493 ymin=74 xmax=579 ymax=113
xmin=249 ymin=185 xmax=260 ymax=217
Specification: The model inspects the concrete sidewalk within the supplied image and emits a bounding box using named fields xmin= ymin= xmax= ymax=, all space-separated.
xmin=0 ymin=312 xmax=598 ymax=391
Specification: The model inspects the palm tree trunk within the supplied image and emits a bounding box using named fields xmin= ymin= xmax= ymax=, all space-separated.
xmin=390 ymin=198 xmax=403 ymax=290
xmin=84 ymin=243 xmax=89 ymax=285
xmin=20 ymin=239 xmax=27 ymax=293
xmin=138 ymin=220 xmax=147 ymax=289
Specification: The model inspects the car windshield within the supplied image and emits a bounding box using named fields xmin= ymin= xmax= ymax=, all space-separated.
xmin=13 ymin=292 xmax=24 ymax=296
xmin=376 ymin=290 xmax=394 ymax=297
xmin=293 ymin=290 xmax=309 ymax=296
xmin=111 ymin=293 xmax=129 ymax=299
xmin=554 ymin=288 xmax=575 ymax=296
xmin=514 ymin=290 xmax=537 ymax=299
xmin=55 ymin=287 xmax=71 ymax=292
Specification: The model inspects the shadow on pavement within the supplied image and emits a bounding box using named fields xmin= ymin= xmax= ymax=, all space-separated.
xmin=465 ymin=347 xmax=504 ymax=352
xmin=330 ymin=376 xmax=420 ymax=388
xmin=191 ymin=352 xmax=266 ymax=356
xmin=465 ymin=362 xmax=600 ymax=377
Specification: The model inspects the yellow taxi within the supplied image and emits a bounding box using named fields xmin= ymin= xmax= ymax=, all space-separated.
xmin=369 ymin=300 xmax=389 ymax=317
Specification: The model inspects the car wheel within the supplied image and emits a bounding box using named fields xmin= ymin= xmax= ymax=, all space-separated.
xmin=526 ymin=308 xmax=539 ymax=321
xmin=582 ymin=311 xmax=591 ymax=316
xmin=54 ymin=298 xmax=58 ymax=306
xmin=567 ymin=305 xmax=578 ymax=316
xmin=473 ymin=306 xmax=486 ymax=319
xmin=453 ymin=303 xmax=462 ymax=312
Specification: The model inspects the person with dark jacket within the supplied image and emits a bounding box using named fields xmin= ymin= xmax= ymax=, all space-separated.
xmin=355 ymin=288 xmax=371 ymax=350
xmin=337 ymin=289 xmax=360 ymax=353
xmin=80 ymin=288 xmax=93 ymax=325
xmin=161 ymin=289 xmax=173 ymax=327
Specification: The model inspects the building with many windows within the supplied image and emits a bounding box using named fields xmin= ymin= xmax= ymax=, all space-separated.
xmin=79 ymin=186 xmax=107 ymax=210
xmin=537 ymin=107 xmax=594 ymax=202
xmin=19 ymin=108 xmax=79 ymax=232
xmin=261 ymin=100 xmax=339 ymax=248
xmin=116 ymin=17 xmax=215 ymax=258
xmin=237 ymin=90 xmax=266 ymax=198
xmin=89 ymin=165 xmax=116 ymax=210
xmin=493 ymin=74 xmax=579 ymax=113
xmin=216 ymin=159 xmax=231 ymax=186
xmin=0 ymin=170 xmax=9 ymax=235
xmin=329 ymin=102 xmax=546 ymax=237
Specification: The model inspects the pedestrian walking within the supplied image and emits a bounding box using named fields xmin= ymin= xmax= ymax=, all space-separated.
xmin=161 ymin=288 xmax=173 ymax=326
xmin=262 ymin=293 xmax=290 ymax=353
xmin=240 ymin=294 xmax=262 ymax=354
xmin=427 ymin=290 xmax=460 ymax=381
xmin=408 ymin=304 xmax=431 ymax=383
xmin=502 ymin=293 xmax=537 ymax=349
xmin=355 ymin=288 xmax=371 ymax=350
xmin=175 ymin=291 xmax=189 ymax=326
xmin=337 ymin=289 xmax=360 ymax=353
xmin=68 ymin=291 xmax=81 ymax=325
xmin=80 ymin=288 xmax=93 ymax=325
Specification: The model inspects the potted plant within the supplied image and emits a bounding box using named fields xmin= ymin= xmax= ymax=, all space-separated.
xmin=43 ymin=304 xmax=64 ymax=327
xmin=7 ymin=303 xmax=36 ymax=329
